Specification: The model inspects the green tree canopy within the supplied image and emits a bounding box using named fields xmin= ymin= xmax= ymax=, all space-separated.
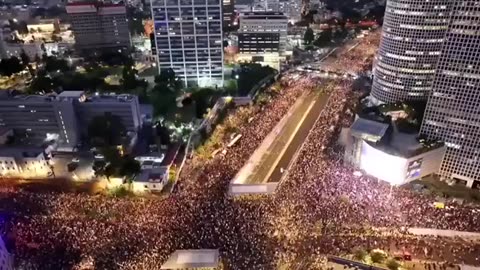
xmin=94 ymin=147 xmax=140 ymax=182
xmin=237 ymin=63 xmax=275 ymax=96
xmin=44 ymin=56 xmax=71 ymax=73
xmin=28 ymin=75 xmax=57 ymax=94
xmin=313 ymin=29 xmax=332 ymax=47
xmin=0 ymin=56 xmax=25 ymax=76
xmin=155 ymin=68 xmax=182 ymax=91
xmin=150 ymin=83 xmax=178 ymax=116
xmin=304 ymin=27 xmax=315 ymax=45
xmin=20 ymin=50 xmax=30 ymax=65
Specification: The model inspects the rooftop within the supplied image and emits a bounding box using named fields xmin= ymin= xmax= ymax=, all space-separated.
xmin=351 ymin=117 xmax=443 ymax=158
xmin=229 ymin=183 xmax=278 ymax=196
xmin=57 ymin=91 xmax=85 ymax=98
xmin=350 ymin=117 xmax=389 ymax=143
xmin=84 ymin=93 xmax=135 ymax=103
xmin=161 ymin=249 xmax=219 ymax=269
xmin=0 ymin=146 xmax=45 ymax=158
xmin=135 ymin=167 xmax=168 ymax=183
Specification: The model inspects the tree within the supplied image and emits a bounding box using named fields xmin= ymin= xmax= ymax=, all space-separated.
xmin=191 ymin=88 xmax=217 ymax=118
xmin=121 ymin=61 xmax=139 ymax=90
xmin=118 ymin=155 xmax=141 ymax=184
xmin=94 ymin=147 xmax=140 ymax=183
xmin=313 ymin=29 xmax=332 ymax=47
xmin=353 ymin=249 xmax=368 ymax=262
xmin=155 ymin=68 xmax=182 ymax=91
xmin=236 ymin=63 xmax=275 ymax=96
xmin=386 ymin=259 xmax=401 ymax=270
xmin=20 ymin=50 xmax=30 ymax=65
xmin=370 ymin=250 xmax=387 ymax=263
xmin=44 ymin=56 xmax=70 ymax=73
xmin=88 ymin=113 xmax=127 ymax=146
xmin=0 ymin=56 xmax=25 ymax=76
xmin=28 ymin=75 xmax=56 ymax=94
xmin=303 ymin=27 xmax=315 ymax=45
xmin=150 ymin=83 xmax=178 ymax=116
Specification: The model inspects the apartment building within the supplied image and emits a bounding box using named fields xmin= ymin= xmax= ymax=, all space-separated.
xmin=420 ymin=0 xmax=480 ymax=189
xmin=238 ymin=12 xmax=288 ymax=69
xmin=0 ymin=91 xmax=142 ymax=150
xmin=66 ymin=2 xmax=131 ymax=53
xmin=370 ymin=0 xmax=452 ymax=104
xmin=150 ymin=0 xmax=224 ymax=87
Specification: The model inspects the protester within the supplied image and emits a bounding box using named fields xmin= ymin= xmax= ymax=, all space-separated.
xmin=2 ymin=29 xmax=479 ymax=269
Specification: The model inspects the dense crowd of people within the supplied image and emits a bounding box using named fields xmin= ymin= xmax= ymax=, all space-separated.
xmin=1 ymin=29 xmax=479 ymax=269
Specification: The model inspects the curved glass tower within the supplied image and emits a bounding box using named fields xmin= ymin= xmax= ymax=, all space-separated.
xmin=371 ymin=0 xmax=452 ymax=104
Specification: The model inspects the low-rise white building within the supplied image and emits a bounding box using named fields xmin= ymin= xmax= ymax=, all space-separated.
xmin=132 ymin=167 xmax=169 ymax=193
xmin=0 ymin=146 xmax=52 ymax=177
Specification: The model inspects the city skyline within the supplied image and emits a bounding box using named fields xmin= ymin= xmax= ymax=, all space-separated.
xmin=1 ymin=0 xmax=480 ymax=269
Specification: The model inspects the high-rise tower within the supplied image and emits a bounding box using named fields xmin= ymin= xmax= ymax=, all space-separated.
xmin=150 ymin=0 xmax=224 ymax=87
xmin=420 ymin=0 xmax=480 ymax=189
xmin=370 ymin=0 xmax=452 ymax=104
xmin=66 ymin=2 xmax=131 ymax=54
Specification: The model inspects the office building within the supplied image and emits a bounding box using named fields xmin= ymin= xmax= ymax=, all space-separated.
xmin=0 ymin=91 xmax=142 ymax=150
xmin=0 ymin=145 xmax=53 ymax=177
xmin=252 ymin=0 xmax=280 ymax=12
xmin=223 ymin=0 xmax=234 ymax=26
xmin=238 ymin=12 xmax=288 ymax=69
xmin=0 ymin=93 xmax=80 ymax=149
xmin=370 ymin=0 xmax=452 ymax=104
xmin=420 ymin=0 xmax=480 ymax=189
xmin=150 ymin=0 xmax=224 ymax=87
xmin=66 ymin=2 xmax=131 ymax=53
xmin=76 ymin=93 xmax=142 ymax=134
xmin=344 ymin=117 xmax=445 ymax=186
xmin=279 ymin=0 xmax=301 ymax=24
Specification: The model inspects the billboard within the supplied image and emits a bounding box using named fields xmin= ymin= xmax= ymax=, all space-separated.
xmin=406 ymin=158 xmax=423 ymax=179
xmin=360 ymin=141 xmax=407 ymax=185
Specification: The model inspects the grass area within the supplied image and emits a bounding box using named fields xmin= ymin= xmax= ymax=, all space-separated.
xmin=406 ymin=176 xmax=480 ymax=203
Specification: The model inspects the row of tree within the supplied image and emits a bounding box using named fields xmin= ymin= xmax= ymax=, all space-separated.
xmin=88 ymin=113 xmax=141 ymax=183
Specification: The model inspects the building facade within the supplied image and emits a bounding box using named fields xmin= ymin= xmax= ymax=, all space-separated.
xmin=0 ymin=94 xmax=80 ymax=148
xmin=76 ymin=94 xmax=142 ymax=135
xmin=238 ymin=12 xmax=287 ymax=69
xmin=420 ymin=0 xmax=480 ymax=189
xmin=370 ymin=0 xmax=452 ymax=104
xmin=0 ymin=91 xmax=142 ymax=150
xmin=0 ymin=146 xmax=51 ymax=177
xmin=150 ymin=0 xmax=224 ymax=87
xmin=223 ymin=0 xmax=234 ymax=26
xmin=66 ymin=2 xmax=131 ymax=53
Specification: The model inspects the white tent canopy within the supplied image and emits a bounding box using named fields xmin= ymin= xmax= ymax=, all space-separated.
xmin=228 ymin=183 xmax=278 ymax=196
xmin=161 ymin=249 xmax=219 ymax=269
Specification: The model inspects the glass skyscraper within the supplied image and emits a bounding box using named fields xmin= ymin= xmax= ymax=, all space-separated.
xmin=150 ymin=0 xmax=224 ymax=87
xmin=421 ymin=0 xmax=480 ymax=189
xmin=370 ymin=0 xmax=452 ymax=104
